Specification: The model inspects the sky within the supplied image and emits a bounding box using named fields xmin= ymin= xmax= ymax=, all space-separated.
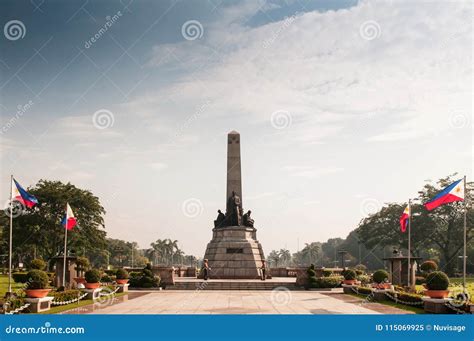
xmin=0 ymin=0 xmax=472 ymax=256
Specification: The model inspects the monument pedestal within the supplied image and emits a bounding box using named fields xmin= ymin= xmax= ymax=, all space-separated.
xmin=84 ymin=288 xmax=102 ymax=300
xmin=202 ymin=226 xmax=265 ymax=279
xmin=117 ymin=284 xmax=129 ymax=293
xmin=422 ymin=297 xmax=453 ymax=314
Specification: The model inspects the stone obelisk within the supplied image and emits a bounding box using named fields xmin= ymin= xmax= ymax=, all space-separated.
xmin=226 ymin=131 xmax=242 ymax=209
xmin=201 ymin=131 xmax=266 ymax=279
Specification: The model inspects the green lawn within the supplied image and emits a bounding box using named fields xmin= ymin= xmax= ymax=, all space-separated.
xmin=348 ymin=293 xmax=425 ymax=314
xmin=0 ymin=274 xmax=24 ymax=297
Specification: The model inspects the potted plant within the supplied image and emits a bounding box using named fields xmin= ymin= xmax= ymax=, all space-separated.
xmin=424 ymin=271 xmax=450 ymax=298
xmin=84 ymin=269 xmax=101 ymax=289
xmin=342 ymin=269 xmax=357 ymax=285
xmin=115 ymin=268 xmax=129 ymax=284
xmin=74 ymin=257 xmax=90 ymax=284
xmin=372 ymin=269 xmax=391 ymax=289
xmin=25 ymin=270 xmax=51 ymax=298
xmin=29 ymin=258 xmax=46 ymax=270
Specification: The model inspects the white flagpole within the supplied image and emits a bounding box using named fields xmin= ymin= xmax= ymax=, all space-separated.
xmin=8 ymin=175 xmax=13 ymax=294
xmin=463 ymin=175 xmax=467 ymax=291
xmin=407 ymin=199 xmax=411 ymax=289
xmin=62 ymin=203 xmax=68 ymax=288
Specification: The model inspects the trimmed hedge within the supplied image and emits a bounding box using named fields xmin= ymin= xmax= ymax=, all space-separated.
xmin=392 ymin=292 xmax=424 ymax=304
xmin=12 ymin=272 xmax=29 ymax=283
xmin=30 ymin=259 xmax=46 ymax=270
xmin=356 ymin=286 xmax=373 ymax=295
xmin=313 ymin=276 xmax=343 ymax=288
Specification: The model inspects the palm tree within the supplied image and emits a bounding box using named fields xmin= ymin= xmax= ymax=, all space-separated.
xmin=302 ymin=243 xmax=320 ymax=265
xmin=268 ymin=250 xmax=281 ymax=267
xmin=279 ymin=248 xmax=291 ymax=266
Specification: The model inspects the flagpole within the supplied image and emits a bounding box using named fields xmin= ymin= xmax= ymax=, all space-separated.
xmin=62 ymin=203 xmax=68 ymax=288
xmin=463 ymin=175 xmax=467 ymax=291
xmin=407 ymin=199 xmax=411 ymax=289
xmin=8 ymin=175 xmax=13 ymax=294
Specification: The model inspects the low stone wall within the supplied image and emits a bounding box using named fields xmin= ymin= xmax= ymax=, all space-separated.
xmin=151 ymin=266 xmax=175 ymax=286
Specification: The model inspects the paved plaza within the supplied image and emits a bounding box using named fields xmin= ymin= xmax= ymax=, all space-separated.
xmin=73 ymin=290 xmax=411 ymax=315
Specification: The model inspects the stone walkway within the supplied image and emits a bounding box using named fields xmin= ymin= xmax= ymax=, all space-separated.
xmin=79 ymin=290 xmax=409 ymax=314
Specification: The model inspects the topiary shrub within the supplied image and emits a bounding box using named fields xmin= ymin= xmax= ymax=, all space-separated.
xmin=425 ymin=271 xmax=449 ymax=290
xmin=420 ymin=260 xmax=438 ymax=273
xmin=322 ymin=269 xmax=333 ymax=277
xmin=354 ymin=264 xmax=367 ymax=273
xmin=12 ymin=272 xmax=29 ymax=283
xmin=85 ymin=269 xmax=101 ymax=283
xmin=307 ymin=268 xmax=316 ymax=277
xmin=343 ymin=269 xmax=356 ymax=280
xmin=314 ymin=276 xmax=343 ymax=288
xmin=30 ymin=258 xmax=46 ymax=270
xmin=372 ymin=270 xmax=389 ymax=284
xmin=116 ymin=268 xmax=129 ymax=280
xmin=26 ymin=270 xmax=50 ymax=289
xmin=100 ymin=274 xmax=114 ymax=283
xmin=129 ymin=264 xmax=159 ymax=288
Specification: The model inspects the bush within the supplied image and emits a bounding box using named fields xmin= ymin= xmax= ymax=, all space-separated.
xmin=315 ymin=276 xmax=344 ymax=288
xmin=12 ymin=272 xmax=29 ymax=283
xmin=322 ymin=269 xmax=333 ymax=277
xmin=356 ymin=286 xmax=373 ymax=295
xmin=85 ymin=269 xmax=101 ymax=283
xmin=420 ymin=260 xmax=438 ymax=273
xmin=372 ymin=270 xmax=389 ymax=284
xmin=354 ymin=264 xmax=367 ymax=272
xmin=100 ymin=274 xmax=114 ymax=283
xmin=307 ymin=268 xmax=316 ymax=277
xmin=355 ymin=269 xmax=364 ymax=276
xmin=51 ymin=289 xmax=80 ymax=302
xmin=104 ymin=269 xmax=116 ymax=276
xmin=116 ymin=268 xmax=129 ymax=280
xmin=343 ymin=269 xmax=356 ymax=280
xmin=356 ymin=274 xmax=371 ymax=285
xmin=415 ymin=276 xmax=426 ymax=285
xmin=425 ymin=271 xmax=449 ymax=290
xmin=30 ymin=259 xmax=46 ymax=270
xmin=392 ymin=292 xmax=424 ymax=304
xmin=26 ymin=270 xmax=49 ymax=289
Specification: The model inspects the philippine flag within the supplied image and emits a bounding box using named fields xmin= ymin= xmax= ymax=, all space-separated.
xmin=399 ymin=205 xmax=410 ymax=233
xmin=425 ymin=179 xmax=464 ymax=211
xmin=61 ymin=203 xmax=77 ymax=230
xmin=12 ymin=178 xmax=38 ymax=208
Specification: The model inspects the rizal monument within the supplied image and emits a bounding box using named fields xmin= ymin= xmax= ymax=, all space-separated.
xmin=202 ymin=131 xmax=266 ymax=279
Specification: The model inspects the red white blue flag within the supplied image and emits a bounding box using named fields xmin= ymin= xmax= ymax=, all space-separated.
xmin=12 ymin=178 xmax=38 ymax=208
xmin=61 ymin=203 xmax=77 ymax=230
xmin=425 ymin=179 xmax=464 ymax=211
xmin=399 ymin=205 xmax=410 ymax=233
